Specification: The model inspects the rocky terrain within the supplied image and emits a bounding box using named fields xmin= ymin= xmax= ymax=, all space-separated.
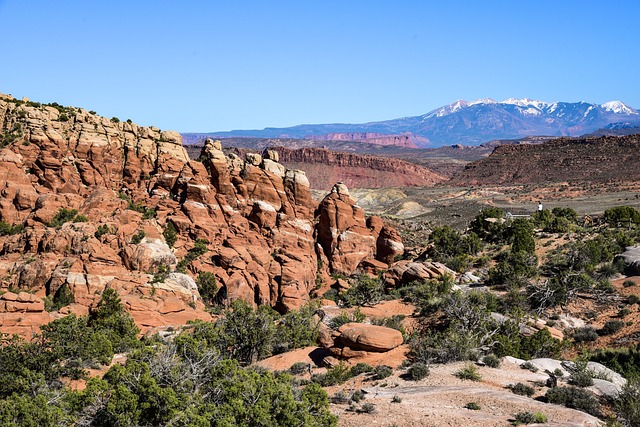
xmin=0 ymin=93 xmax=403 ymax=336
xmin=449 ymin=134 xmax=640 ymax=187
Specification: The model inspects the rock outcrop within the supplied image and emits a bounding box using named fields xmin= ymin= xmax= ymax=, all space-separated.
xmin=383 ymin=261 xmax=455 ymax=288
xmin=0 ymin=94 xmax=406 ymax=337
xmin=315 ymin=183 xmax=403 ymax=275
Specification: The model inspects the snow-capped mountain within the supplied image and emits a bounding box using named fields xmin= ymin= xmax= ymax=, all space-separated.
xmin=203 ymin=98 xmax=639 ymax=147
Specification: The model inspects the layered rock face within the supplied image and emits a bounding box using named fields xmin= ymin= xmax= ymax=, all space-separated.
xmin=0 ymin=94 xmax=403 ymax=336
xmin=273 ymin=146 xmax=446 ymax=190
xmin=308 ymin=132 xmax=421 ymax=148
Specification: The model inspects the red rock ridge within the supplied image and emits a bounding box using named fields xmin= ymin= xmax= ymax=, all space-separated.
xmin=449 ymin=135 xmax=640 ymax=186
xmin=272 ymin=146 xmax=446 ymax=190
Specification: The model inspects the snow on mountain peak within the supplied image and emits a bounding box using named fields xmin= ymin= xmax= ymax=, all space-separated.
xmin=500 ymin=98 xmax=549 ymax=110
xmin=469 ymin=98 xmax=497 ymax=106
xmin=601 ymin=101 xmax=638 ymax=115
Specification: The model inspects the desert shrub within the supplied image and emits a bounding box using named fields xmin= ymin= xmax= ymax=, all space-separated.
xmin=465 ymin=402 xmax=481 ymax=410
xmin=338 ymin=274 xmax=384 ymax=307
xmin=509 ymin=382 xmax=535 ymax=397
xmin=371 ymin=314 xmax=406 ymax=337
xmin=196 ymin=272 xmax=218 ymax=305
xmin=0 ymin=220 xmax=23 ymax=236
xmin=599 ymin=320 xmax=625 ymax=336
xmin=398 ymin=276 xmax=455 ymax=316
xmin=330 ymin=390 xmax=349 ymax=404
xmin=329 ymin=307 xmax=366 ymax=329
xmin=94 ymin=224 xmax=112 ymax=240
xmin=521 ymin=361 xmax=539 ymax=373
xmin=627 ymin=294 xmax=640 ymax=305
xmin=513 ymin=411 xmax=547 ymax=424
xmin=110 ymin=116 xmax=120 ymax=123
xmin=618 ymin=307 xmax=631 ymax=318
xmin=572 ymin=326 xmax=598 ymax=343
xmin=350 ymin=363 xmax=374 ymax=377
xmin=289 ymin=362 xmax=309 ymax=375
xmin=273 ymin=304 xmax=318 ymax=354
xmin=162 ymin=221 xmax=178 ymax=247
xmin=470 ymin=207 xmax=507 ymax=243
xmin=483 ymin=354 xmax=501 ymax=368
xmin=391 ymin=395 xmax=402 ymax=403
xmin=312 ymin=364 xmax=352 ymax=386
xmin=510 ymin=218 xmax=536 ymax=254
xmin=623 ymin=280 xmax=636 ymax=288
xmin=407 ymin=363 xmax=430 ymax=381
xmin=428 ymin=226 xmax=482 ymax=260
xmin=615 ymin=377 xmax=640 ymax=427
xmin=49 ymin=208 xmax=79 ymax=228
xmin=545 ymin=386 xmax=600 ymax=416
xmin=130 ymin=230 xmax=146 ymax=244
xmin=495 ymin=326 xmax=566 ymax=361
xmin=604 ymin=206 xmax=640 ymax=226
xmin=373 ymin=365 xmax=393 ymax=380
xmin=590 ymin=346 xmax=640 ymax=379
xmin=350 ymin=389 xmax=365 ymax=402
xmin=487 ymin=250 xmax=538 ymax=288
xmin=88 ymin=288 xmax=140 ymax=353
xmin=357 ymin=402 xmax=376 ymax=414
xmin=455 ymin=364 xmax=481 ymax=381
xmin=51 ymin=283 xmax=75 ymax=310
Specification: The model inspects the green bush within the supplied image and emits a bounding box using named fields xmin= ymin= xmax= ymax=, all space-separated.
xmin=350 ymin=363 xmax=374 ymax=377
xmin=51 ymin=283 xmax=75 ymax=311
xmin=513 ymin=411 xmax=547 ymax=424
xmin=94 ymin=224 xmax=112 ymax=240
xmin=509 ymin=382 xmax=535 ymax=397
xmin=289 ymin=362 xmax=309 ymax=375
xmin=163 ymin=221 xmax=178 ymax=247
xmin=407 ymin=363 xmax=430 ymax=381
xmin=329 ymin=307 xmax=366 ymax=329
xmin=0 ymin=220 xmax=23 ymax=236
xmin=373 ymin=365 xmax=393 ymax=380
xmin=545 ymin=386 xmax=600 ymax=416
xmin=623 ymin=280 xmax=636 ymax=288
xmin=338 ymin=274 xmax=384 ymax=307
xmin=628 ymin=294 xmax=640 ymax=305
xmin=196 ymin=272 xmax=218 ymax=305
xmin=572 ymin=326 xmax=598 ymax=343
xmin=483 ymin=354 xmax=501 ymax=368
xmin=465 ymin=402 xmax=481 ymax=410
xmin=130 ymin=230 xmax=146 ymax=244
xmin=49 ymin=208 xmax=79 ymax=228
xmin=391 ymin=395 xmax=402 ymax=403
xmin=615 ymin=377 xmax=640 ymax=427
xmin=312 ymin=364 xmax=352 ymax=386
xmin=604 ymin=206 xmax=640 ymax=225
xmin=455 ymin=364 xmax=481 ymax=381
xmin=599 ymin=320 xmax=625 ymax=336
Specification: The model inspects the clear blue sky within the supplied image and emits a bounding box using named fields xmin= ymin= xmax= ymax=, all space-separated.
xmin=0 ymin=1 xmax=638 ymax=132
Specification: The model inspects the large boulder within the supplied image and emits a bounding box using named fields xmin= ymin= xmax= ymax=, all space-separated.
xmin=383 ymin=260 xmax=456 ymax=288
xmin=334 ymin=322 xmax=403 ymax=352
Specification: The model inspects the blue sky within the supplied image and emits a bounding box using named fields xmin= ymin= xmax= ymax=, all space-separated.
xmin=0 ymin=1 xmax=638 ymax=132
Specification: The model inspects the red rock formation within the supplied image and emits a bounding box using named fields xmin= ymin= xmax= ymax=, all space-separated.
xmin=315 ymin=183 xmax=403 ymax=275
xmin=0 ymin=94 xmax=408 ymax=338
xmin=273 ymin=146 xmax=446 ymax=190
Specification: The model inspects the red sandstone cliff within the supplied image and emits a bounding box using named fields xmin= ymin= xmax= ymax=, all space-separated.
xmin=271 ymin=146 xmax=446 ymax=190
xmin=308 ymin=132 xmax=425 ymax=148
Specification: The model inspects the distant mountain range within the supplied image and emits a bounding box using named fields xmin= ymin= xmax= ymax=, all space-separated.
xmin=187 ymin=98 xmax=640 ymax=147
